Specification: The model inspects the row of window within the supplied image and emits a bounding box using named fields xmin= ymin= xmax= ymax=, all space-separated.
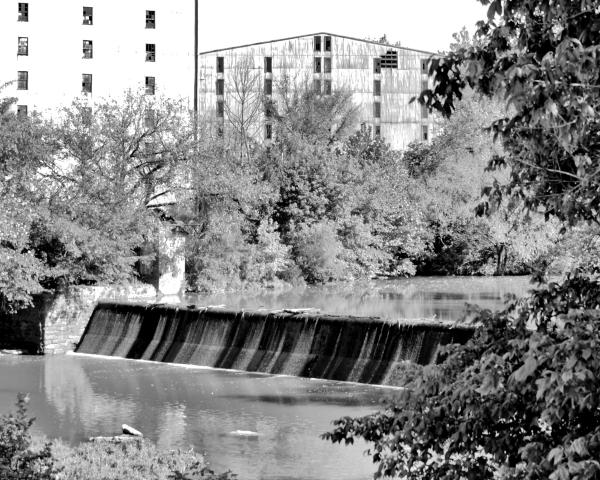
xmin=17 ymin=3 xmax=156 ymax=27
xmin=17 ymin=37 xmax=156 ymax=61
xmin=16 ymin=71 xmax=156 ymax=95
xmin=216 ymin=56 xmax=274 ymax=74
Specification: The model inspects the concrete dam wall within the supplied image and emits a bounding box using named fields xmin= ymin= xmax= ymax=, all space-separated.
xmin=75 ymin=302 xmax=475 ymax=385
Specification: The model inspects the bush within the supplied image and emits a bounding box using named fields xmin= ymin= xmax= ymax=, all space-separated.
xmin=291 ymin=221 xmax=345 ymax=283
xmin=0 ymin=394 xmax=56 ymax=480
xmin=324 ymin=271 xmax=600 ymax=479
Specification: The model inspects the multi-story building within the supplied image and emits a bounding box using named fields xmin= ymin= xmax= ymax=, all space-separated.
xmin=197 ymin=33 xmax=436 ymax=150
xmin=0 ymin=1 xmax=198 ymax=116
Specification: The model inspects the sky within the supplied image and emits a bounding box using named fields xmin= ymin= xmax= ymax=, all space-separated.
xmin=196 ymin=0 xmax=488 ymax=53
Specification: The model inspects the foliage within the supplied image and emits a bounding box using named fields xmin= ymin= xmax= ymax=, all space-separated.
xmin=0 ymin=394 xmax=57 ymax=480
xmin=0 ymin=91 xmax=194 ymax=312
xmin=53 ymin=439 xmax=235 ymax=480
xmin=419 ymin=0 xmax=600 ymax=225
xmin=324 ymin=271 xmax=600 ymax=479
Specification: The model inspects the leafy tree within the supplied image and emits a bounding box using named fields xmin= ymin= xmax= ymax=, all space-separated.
xmin=325 ymin=1 xmax=600 ymax=478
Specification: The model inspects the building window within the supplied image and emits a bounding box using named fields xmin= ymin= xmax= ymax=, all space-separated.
xmin=313 ymin=79 xmax=321 ymax=93
xmin=422 ymin=125 xmax=429 ymax=141
xmin=374 ymin=125 xmax=381 ymax=136
xmin=145 ymin=76 xmax=155 ymax=95
xmin=216 ymin=100 xmax=224 ymax=117
xmin=324 ymin=35 xmax=331 ymax=52
xmin=373 ymin=58 xmax=381 ymax=74
xmin=373 ymin=101 xmax=381 ymax=118
xmin=146 ymin=43 xmax=155 ymax=62
xmin=264 ymin=78 xmax=272 ymax=95
xmin=314 ymin=35 xmax=321 ymax=52
xmin=144 ymin=109 xmax=155 ymax=129
xmin=18 ymin=3 xmax=28 ymax=21
xmin=216 ymin=78 xmax=224 ymax=95
xmin=380 ymin=50 xmax=398 ymax=69
xmin=83 ymin=40 xmax=93 ymax=59
xmin=17 ymin=105 xmax=28 ymax=118
xmin=146 ymin=10 xmax=155 ymax=29
xmin=18 ymin=37 xmax=28 ymax=56
xmin=217 ymin=125 xmax=224 ymax=137
xmin=17 ymin=71 xmax=28 ymax=90
xmin=421 ymin=59 xmax=429 ymax=74
xmin=216 ymin=57 xmax=224 ymax=73
xmin=324 ymin=57 xmax=331 ymax=74
xmin=324 ymin=79 xmax=331 ymax=95
xmin=81 ymin=107 xmax=93 ymax=126
xmin=421 ymin=79 xmax=428 ymax=93
xmin=265 ymin=123 xmax=272 ymax=140
xmin=314 ymin=57 xmax=321 ymax=73
xmin=421 ymin=104 xmax=428 ymax=119
xmin=373 ymin=79 xmax=381 ymax=96
xmin=82 ymin=74 xmax=92 ymax=93
xmin=83 ymin=7 xmax=93 ymax=25
xmin=264 ymin=56 xmax=272 ymax=73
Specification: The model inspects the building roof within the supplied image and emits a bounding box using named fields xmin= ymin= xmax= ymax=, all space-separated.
xmin=198 ymin=32 xmax=436 ymax=56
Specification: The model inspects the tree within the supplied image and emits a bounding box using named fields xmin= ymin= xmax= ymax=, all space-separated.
xmin=325 ymin=2 xmax=600 ymax=479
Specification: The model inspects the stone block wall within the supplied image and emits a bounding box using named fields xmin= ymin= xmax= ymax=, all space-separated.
xmin=0 ymin=284 xmax=156 ymax=354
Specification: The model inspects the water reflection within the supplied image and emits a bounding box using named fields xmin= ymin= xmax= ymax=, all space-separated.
xmin=1 ymin=355 xmax=389 ymax=480
xmin=185 ymin=276 xmax=530 ymax=321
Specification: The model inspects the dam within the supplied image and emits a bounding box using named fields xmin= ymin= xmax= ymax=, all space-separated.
xmin=75 ymin=302 xmax=475 ymax=385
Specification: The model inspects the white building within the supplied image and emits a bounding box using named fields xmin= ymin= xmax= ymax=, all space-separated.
xmin=197 ymin=33 xmax=436 ymax=150
xmin=0 ymin=1 xmax=198 ymax=116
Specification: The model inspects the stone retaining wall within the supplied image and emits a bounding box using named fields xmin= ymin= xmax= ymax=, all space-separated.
xmin=0 ymin=285 xmax=156 ymax=354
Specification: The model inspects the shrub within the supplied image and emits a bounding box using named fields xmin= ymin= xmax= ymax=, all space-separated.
xmin=0 ymin=394 xmax=57 ymax=480
xmin=324 ymin=271 xmax=600 ymax=479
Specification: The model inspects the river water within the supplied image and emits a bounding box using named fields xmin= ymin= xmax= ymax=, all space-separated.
xmin=0 ymin=276 xmax=533 ymax=479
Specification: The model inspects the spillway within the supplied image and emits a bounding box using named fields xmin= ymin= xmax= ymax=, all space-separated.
xmin=75 ymin=302 xmax=475 ymax=385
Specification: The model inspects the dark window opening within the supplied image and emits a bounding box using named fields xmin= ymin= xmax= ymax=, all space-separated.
xmin=17 ymin=105 xmax=27 ymax=118
xmin=324 ymin=35 xmax=331 ymax=52
xmin=373 ymin=58 xmax=381 ymax=74
xmin=146 ymin=43 xmax=155 ymax=62
xmin=146 ymin=10 xmax=155 ymax=29
xmin=374 ymin=125 xmax=381 ymax=136
xmin=373 ymin=79 xmax=381 ymax=96
xmin=217 ymin=125 xmax=224 ymax=137
xmin=17 ymin=71 xmax=28 ymax=90
xmin=313 ymin=79 xmax=321 ymax=93
xmin=324 ymin=57 xmax=331 ymax=73
xmin=145 ymin=76 xmax=155 ymax=95
xmin=422 ymin=80 xmax=428 ymax=92
xmin=314 ymin=35 xmax=321 ymax=52
xmin=421 ymin=104 xmax=428 ymax=119
xmin=18 ymin=3 xmax=28 ymax=21
xmin=421 ymin=59 xmax=428 ymax=74
xmin=314 ymin=57 xmax=321 ymax=73
xmin=324 ymin=79 xmax=331 ymax=95
xmin=264 ymin=78 xmax=272 ymax=95
xmin=265 ymin=123 xmax=272 ymax=140
xmin=216 ymin=100 xmax=224 ymax=117
xmin=83 ymin=40 xmax=93 ymax=59
xmin=373 ymin=101 xmax=381 ymax=118
xmin=422 ymin=125 xmax=429 ymax=141
xmin=83 ymin=7 xmax=93 ymax=25
xmin=264 ymin=57 xmax=272 ymax=73
xmin=82 ymin=73 xmax=92 ymax=93
xmin=380 ymin=50 xmax=398 ymax=69
xmin=18 ymin=37 xmax=28 ymax=56
xmin=265 ymin=103 xmax=274 ymax=118
xmin=216 ymin=57 xmax=224 ymax=73
xmin=216 ymin=78 xmax=224 ymax=95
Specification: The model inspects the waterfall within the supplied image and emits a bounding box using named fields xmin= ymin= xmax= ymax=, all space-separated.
xmin=76 ymin=302 xmax=475 ymax=385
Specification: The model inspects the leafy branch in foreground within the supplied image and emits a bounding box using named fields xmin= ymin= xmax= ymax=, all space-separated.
xmin=324 ymin=270 xmax=600 ymax=479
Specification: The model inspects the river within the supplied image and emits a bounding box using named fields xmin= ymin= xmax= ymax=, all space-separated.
xmin=0 ymin=276 xmax=533 ymax=479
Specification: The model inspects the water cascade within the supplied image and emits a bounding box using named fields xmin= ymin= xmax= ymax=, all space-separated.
xmin=76 ymin=302 xmax=475 ymax=385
